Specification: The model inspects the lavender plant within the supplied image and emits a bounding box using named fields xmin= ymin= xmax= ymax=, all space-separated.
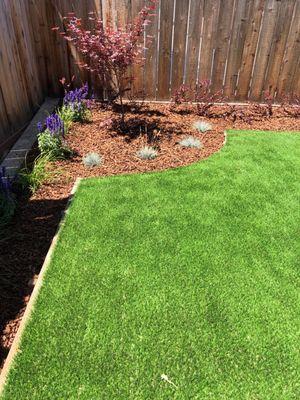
xmin=37 ymin=113 xmax=72 ymax=159
xmin=63 ymin=83 xmax=91 ymax=122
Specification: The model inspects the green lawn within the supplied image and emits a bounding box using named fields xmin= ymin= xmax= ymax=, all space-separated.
xmin=2 ymin=130 xmax=300 ymax=399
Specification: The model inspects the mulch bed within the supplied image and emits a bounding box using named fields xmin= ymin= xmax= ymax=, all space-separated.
xmin=1 ymin=102 xmax=299 ymax=369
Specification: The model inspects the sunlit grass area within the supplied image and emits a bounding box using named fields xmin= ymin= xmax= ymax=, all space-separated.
xmin=2 ymin=130 xmax=300 ymax=399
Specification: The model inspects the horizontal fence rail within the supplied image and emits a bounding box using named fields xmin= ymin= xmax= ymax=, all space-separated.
xmin=0 ymin=0 xmax=300 ymax=154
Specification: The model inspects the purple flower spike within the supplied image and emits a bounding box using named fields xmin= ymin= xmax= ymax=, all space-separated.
xmin=63 ymin=83 xmax=89 ymax=108
xmin=45 ymin=113 xmax=64 ymax=137
xmin=37 ymin=122 xmax=44 ymax=133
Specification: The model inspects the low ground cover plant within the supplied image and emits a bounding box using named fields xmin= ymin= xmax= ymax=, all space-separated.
xmin=178 ymin=136 xmax=202 ymax=149
xmin=83 ymin=152 xmax=102 ymax=168
xmin=193 ymin=120 xmax=212 ymax=133
xmin=137 ymin=145 xmax=158 ymax=160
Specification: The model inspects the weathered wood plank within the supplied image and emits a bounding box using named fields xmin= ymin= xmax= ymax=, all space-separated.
xmin=249 ymin=0 xmax=281 ymax=100
xmin=157 ymin=0 xmax=174 ymax=100
xmin=144 ymin=0 xmax=159 ymax=99
xmin=197 ymin=0 xmax=221 ymax=83
xmin=276 ymin=0 xmax=300 ymax=98
xmin=223 ymin=0 xmax=252 ymax=98
xmin=263 ymin=0 xmax=296 ymax=96
xmin=184 ymin=0 xmax=204 ymax=89
xmin=170 ymin=0 xmax=189 ymax=93
xmin=235 ymin=0 xmax=265 ymax=100
xmin=210 ymin=0 xmax=236 ymax=93
xmin=131 ymin=0 xmax=145 ymax=97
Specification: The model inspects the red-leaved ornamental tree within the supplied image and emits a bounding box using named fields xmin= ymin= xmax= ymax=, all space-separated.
xmin=54 ymin=1 xmax=156 ymax=121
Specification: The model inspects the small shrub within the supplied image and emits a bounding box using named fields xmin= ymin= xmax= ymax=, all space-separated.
xmin=82 ymin=152 xmax=102 ymax=168
xmin=0 ymin=167 xmax=16 ymax=230
xmin=137 ymin=146 xmax=158 ymax=160
xmin=37 ymin=113 xmax=72 ymax=159
xmin=263 ymin=90 xmax=274 ymax=117
xmin=193 ymin=120 xmax=212 ymax=133
xmin=19 ymin=154 xmax=54 ymax=193
xmin=171 ymin=84 xmax=191 ymax=106
xmin=280 ymin=93 xmax=300 ymax=118
xmin=55 ymin=1 xmax=157 ymax=122
xmin=194 ymin=80 xmax=225 ymax=117
xmin=179 ymin=136 xmax=202 ymax=149
xmin=57 ymin=105 xmax=75 ymax=134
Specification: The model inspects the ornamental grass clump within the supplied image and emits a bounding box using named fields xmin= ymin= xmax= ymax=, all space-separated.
xmin=37 ymin=114 xmax=72 ymax=160
xmin=193 ymin=120 xmax=212 ymax=133
xmin=19 ymin=154 xmax=54 ymax=194
xmin=137 ymin=146 xmax=158 ymax=160
xmin=83 ymin=152 xmax=102 ymax=168
xmin=179 ymin=136 xmax=202 ymax=149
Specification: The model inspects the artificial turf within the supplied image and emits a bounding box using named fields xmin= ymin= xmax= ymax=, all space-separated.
xmin=1 ymin=130 xmax=300 ymax=399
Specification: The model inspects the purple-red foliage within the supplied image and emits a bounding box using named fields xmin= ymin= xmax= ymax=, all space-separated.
xmin=280 ymin=93 xmax=300 ymax=118
xmin=55 ymin=1 xmax=157 ymax=112
xmin=171 ymin=84 xmax=191 ymax=105
xmin=194 ymin=80 xmax=225 ymax=117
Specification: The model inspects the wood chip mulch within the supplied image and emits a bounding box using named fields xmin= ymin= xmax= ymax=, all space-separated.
xmin=1 ymin=102 xmax=299 ymax=369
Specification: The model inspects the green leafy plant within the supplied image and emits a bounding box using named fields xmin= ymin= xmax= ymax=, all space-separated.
xmin=57 ymin=105 xmax=75 ymax=134
xmin=179 ymin=136 xmax=202 ymax=149
xmin=38 ymin=131 xmax=72 ymax=160
xmin=137 ymin=146 xmax=158 ymax=160
xmin=19 ymin=154 xmax=54 ymax=193
xmin=37 ymin=113 xmax=73 ymax=160
xmin=62 ymin=83 xmax=92 ymax=123
xmin=82 ymin=152 xmax=102 ymax=168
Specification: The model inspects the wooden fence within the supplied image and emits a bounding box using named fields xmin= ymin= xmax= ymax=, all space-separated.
xmin=1 ymin=0 xmax=300 ymax=155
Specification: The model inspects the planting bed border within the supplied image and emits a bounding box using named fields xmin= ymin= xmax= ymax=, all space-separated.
xmin=0 ymin=178 xmax=81 ymax=395
xmin=0 ymin=98 xmax=59 ymax=177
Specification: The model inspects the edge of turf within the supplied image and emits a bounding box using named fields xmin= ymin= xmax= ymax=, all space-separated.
xmin=0 ymin=132 xmax=229 ymax=395
xmin=0 ymin=178 xmax=82 ymax=395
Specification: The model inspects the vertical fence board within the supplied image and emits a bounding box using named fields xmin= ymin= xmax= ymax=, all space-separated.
xmin=223 ymin=0 xmax=252 ymax=97
xmin=235 ymin=0 xmax=265 ymax=100
xmin=170 ymin=0 xmax=189 ymax=94
xmin=276 ymin=1 xmax=300 ymax=98
xmin=211 ymin=0 xmax=236 ymax=93
xmin=144 ymin=0 xmax=159 ymax=99
xmin=197 ymin=0 xmax=221 ymax=83
xmin=262 ymin=0 xmax=296 ymax=96
xmin=184 ymin=0 xmax=204 ymax=89
xmin=249 ymin=0 xmax=280 ymax=100
xmin=157 ymin=0 xmax=174 ymax=99
xmin=131 ymin=0 xmax=145 ymax=97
